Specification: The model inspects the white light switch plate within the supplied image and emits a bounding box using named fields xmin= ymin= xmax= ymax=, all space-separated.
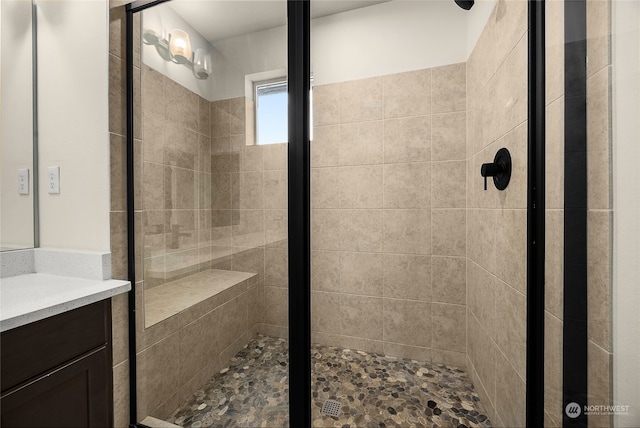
xmin=18 ymin=169 xmax=29 ymax=195
xmin=48 ymin=166 xmax=60 ymax=194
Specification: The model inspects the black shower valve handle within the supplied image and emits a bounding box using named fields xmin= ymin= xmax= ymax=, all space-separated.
xmin=480 ymin=162 xmax=506 ymax=190
xmin=480 ymin=148 xmax=512 ymax=191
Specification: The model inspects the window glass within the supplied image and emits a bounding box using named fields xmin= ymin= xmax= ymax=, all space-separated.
xmin=256 ymin=80 xmax=287 ymax=145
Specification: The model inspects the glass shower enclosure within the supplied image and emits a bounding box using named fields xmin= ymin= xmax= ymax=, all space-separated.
xmin=121 ymin=0 xmax=639 ymax=426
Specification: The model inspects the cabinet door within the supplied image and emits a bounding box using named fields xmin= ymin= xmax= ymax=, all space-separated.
xmin=1 ymin=348 xmax=112 ymax=428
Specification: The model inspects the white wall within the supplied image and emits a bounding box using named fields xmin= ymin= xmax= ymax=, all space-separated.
xmin=311 ymin=0 xmax=468 ymax=85
xmin=36 ymin=0 xmax=110 ymax=252
xmin=210 ymin=0 xmax=494 ymax=100
xmin=211 ymin=25 xmax=287 ymax=101
xmin=1 ymin=0 xmax=35 ymax=250
xmin=142 ymin=4 xmax=216 ymax=100
xmin=612 ymin=0 xmax=640 ymax=425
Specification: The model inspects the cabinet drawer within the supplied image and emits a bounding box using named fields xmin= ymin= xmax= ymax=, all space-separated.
xmin=1 ymin=300 xmax=111 ymax=392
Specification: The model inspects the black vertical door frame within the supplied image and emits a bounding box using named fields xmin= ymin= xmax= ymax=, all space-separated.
xmin=125 ymin=5 xmax=138 ymax=426
xmin=287 ymin=0 xmax=312 ymax=427
xmin=125 ymin=0 xmax=313 ymax=426
xmin=562 ymin=0 xmax=588 ymax=426
xmin=125 ymin=1 xmax=171 ymax=427
xmin=527 ymin=0 xmax=546 ymax=427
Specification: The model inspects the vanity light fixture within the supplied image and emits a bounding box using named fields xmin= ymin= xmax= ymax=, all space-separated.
xmin=142 ymin=27 xmax=212 ymax=80
xmin=192 ymin=48 xmax=212 ymax=79
xmin=169 ymin=29 xmax=192 ymax=64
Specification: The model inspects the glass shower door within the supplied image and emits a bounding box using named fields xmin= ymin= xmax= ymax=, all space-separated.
xmin=131 ymin=1 xmax=290 ymax=425
xmin=544 ymin=0 xmax=640 ymax=426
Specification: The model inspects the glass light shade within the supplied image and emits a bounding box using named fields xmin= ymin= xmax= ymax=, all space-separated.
xmin=169 ymin=29 xmax=192 ymax=64
xmin=193 ymin=48 xmax=212 ymax=79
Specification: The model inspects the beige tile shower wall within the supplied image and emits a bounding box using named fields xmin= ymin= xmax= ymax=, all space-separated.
xmin=544 ymin=0 xmax=565 ymax=425
xmin=466 ymin=0 xmax=528 ymax=427
xmin=140 ymin=66 xmax=213 ymax=289
xmin=208 ymin=98 xmax=289 ymax=340
xmin=109 ymin=3 xmax=138 ymax=426
xmin=586 ymin=0 xmax=613 ymax=427
xmin=310 ymin=64 xmax=467 ymax=366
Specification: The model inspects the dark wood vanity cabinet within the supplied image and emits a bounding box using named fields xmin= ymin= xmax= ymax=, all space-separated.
xmin=1 ymin=300 xmax=114 ymax=428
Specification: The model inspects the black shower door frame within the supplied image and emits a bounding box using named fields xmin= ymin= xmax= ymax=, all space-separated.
xmin=125 ymin=1 xmax=546 ymax=427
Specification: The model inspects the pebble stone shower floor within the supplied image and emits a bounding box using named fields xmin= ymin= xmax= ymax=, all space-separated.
xmin=167 ymin=335 xmax=492 ymax=428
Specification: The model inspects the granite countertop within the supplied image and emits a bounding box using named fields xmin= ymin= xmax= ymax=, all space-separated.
xmin=0 ymin=273 xmax=130 ymax=332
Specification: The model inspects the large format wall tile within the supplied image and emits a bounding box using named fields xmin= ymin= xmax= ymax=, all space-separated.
xmin=383 ymin=299 xmax=431 ymax=348
xmin=340 ymin=209 xmax=383 ymax=252
xmin=383 ymin=163 xmax=430 ymax=209
xmin=495 ymin=209 xmax=527 ymax=294
xmin=312 ymin=168 xmax=340 ymax=209
xmin=544 ymin=311 xmax=563 ymax=426
xmin=587 ymin=340 xmax=613 ymax=428
xmin=311 ymin=291 xmax=341 ymax=334
xmin=311 ymin=250 xmax=340 ymax=292
xmin=431 ymin=209 xmax=466 ymax=257
xmin=383 ymin=116 xmax=431 ymax=163
xmin=340 ymin=77 xmax=382 ymax=123
xmin=495 ymin=351 xmax=526 ymax=428
xmin=340 ymin=295 xmax=383 ymax=340
xmin=339 ymin=121 xmax=384 ymax=166
xmin=339 ymin=166 xmax=383 ymax=208
xmin=467 ymin=310 xmax=496 ymax=407
xmin=432 ymin=112 xmax=466 ymax=161
xmin=432 ymin=303 xmax=466 ymax=353
xmin=339 ymin=252 xmax=384 ymax=297
xmin=383 ymin=69 xmax=431 ymax=118
xmin=586 ymin=0 xmax=611 ymax=78
xmin=383 ymin=254 xmax=431 ymax=301
xmin=311 ymin=125 xmax=340 ymax=167
xmin=494 ymin=280 xmax=527 ymax=379
xmin=137 ymin=333 xmax=180 ymax=419
xmin=382 ymin=209 xmax=431 ymax=255
xmin=432 ymin=63 xmax=466 ymax=114
xmin=431 ymin=257 xmax=466 ymax=305
xmin=312 ymin=209 xmax=340 ymax=250
xmin=467 ymin=261 xmax=496 ymax=341
xmin=313 ymin=84 xmax=340 ymax=127
xmin=431 ymin=161 xmax=466 ymax=208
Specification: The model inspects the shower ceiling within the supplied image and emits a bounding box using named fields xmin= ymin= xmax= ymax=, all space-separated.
xmin=168 ymin=0 xmax=391 ymax=43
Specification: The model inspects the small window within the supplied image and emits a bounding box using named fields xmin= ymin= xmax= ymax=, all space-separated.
xmin=255 ymin=79 xmax=288 ymax=145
